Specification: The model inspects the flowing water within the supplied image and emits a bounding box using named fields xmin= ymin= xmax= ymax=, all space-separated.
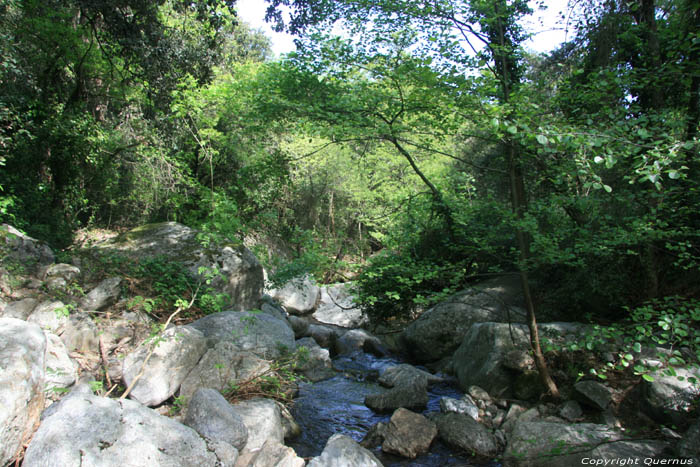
xmin=289 ymin=352 xmax=498 ymax=466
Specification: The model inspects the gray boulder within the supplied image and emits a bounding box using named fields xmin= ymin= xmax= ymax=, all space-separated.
xmin=453 ymin=322 xmax=587 ymax=397
xmin=27 ymin=300 xmax=69 ymax=333
xmin=0 ymin=318 xmax=46 ymax=467
xmin=44 ymin=263 xmax=81 ymax=282
xmin=60 ymin=314 xmax=100 ymax=353
xmin=249 ymin=440 xmax=305 ymax=467
xmin=334 ymin=328 xmax=383 ymax=355
xmin=0 ymin=224 xmax=54 ymax=268
xmin=267 ymin=275 xmax=320 ymax=315
xmin=313 ymin=283 xmax=367 ymax=328
xmin=231 ymin=398 xmax=285 ymax=465
xmin=308 ymin=434 xmax=383 ymax=467
xmin=95 ymin=222 xmax=264 ymax=310
xmin=1 ymin=297 xmax=38 ymax=320
xmin=288 ymin=315 xmax=310 ymax=338
xmin=574 ymin=380 xmax=613 ymax=410
xmin=80 ymin=276 xmax=122 ymax=311
xmin=504 ymin=421 xmax=669 ymax=467
xmin=44 ymin=331 xmax=77 ymax=393
xmin=678 ymin=418 xmax=700 ymax=463
xmin=187 ymin=310 xmax=295 ymax=359
xmin=122 ymin=325 xmax=208 ymax=406
xmin=365 ymin=377 xmax=428 ymax=412
xmin=641 ymin=366 xmax=700 ymax=425
xmin=378 ymin=364 xmax=443 ymax=387
xmin=402 ymin=276 xmax=525 ymax=363
xmin=179 ymin=342 xmax=270 ymax=400
xmin=296 ymin=337 xmax=335 ymax=382
xmin=382 ymin=408 xmax=437 ymax=459
xmin=184 ymin=388 xmax=248 ymax=450
xmin=434 ymin=412 xmax=499 ymax=457
xmin=439 ymin=396 xmax=479 ymax=420
xmin=23 ymin=392 xmax=216 ymax=467
xmin=308 ymin=323 xmax=337 ymax=349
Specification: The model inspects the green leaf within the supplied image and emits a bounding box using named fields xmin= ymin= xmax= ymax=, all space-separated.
xmin=507 ymin=125 xmax=518 ymax=135
xmin=594 ymin=156 xmax=604 ymax=164
xmin=633 ymin=342 xmax=642 ymax=353
xmin=668 ymin=171 xmax=680 ymax=180
xmin=642 ymin=374 xmax=655 ymax=382
xmin=536 ymin=135 xmax=548 ymax=145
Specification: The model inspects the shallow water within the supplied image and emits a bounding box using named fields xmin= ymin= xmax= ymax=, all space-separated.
xmin=289 ymin=352 xmax=499 ymax=466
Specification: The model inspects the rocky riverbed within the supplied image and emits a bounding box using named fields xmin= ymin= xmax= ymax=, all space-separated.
xmin=1 ymin=222 xmax=699 ymax=467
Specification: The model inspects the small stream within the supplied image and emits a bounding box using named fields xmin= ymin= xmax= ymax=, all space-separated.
xmin=289 ymin=351 xmax=497 ymax=466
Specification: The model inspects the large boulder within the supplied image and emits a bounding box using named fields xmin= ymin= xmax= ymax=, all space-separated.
xmin=95 ymin=222 xmax=264 ymax=310
xmin=179 ymin=342 xmax=270 ymax=400
xmin=267 ymin=275 xmax=320 ymax=315
xmin=381 ymin=408 xmax=437 ymax=459
xmin=295 ymin=337 xmax=335 ymax=382
xmin=0 ymin=318 xmax=46 ymax=466
xmin=248 ymin=440 xmax=305 ymax=467
xmin=308 ymin=434 xmax=383 ymax=467
xmin=184 ymin=388 xmax=248 ymax=451
xmin=502 ymin=421 xmax=666 ymax=467
xmin=230 ymin=398 xmax=285 ymax=466
xmin=641 ymin=366 xmax=700 ymax=425
xmin=0 ymin=224 xmax=55 ymax=269
xmin=80 ymin=277 xmax=122 ymax=311
xmin=187 ymin=310 xmax=295 ymax=359
xmin=312 ymin=283 xmax=367 ymax=328
xmin=44 ymin=331 xmax=77 ymax=393
xmin=434 ymin=412 xmax=499 ymax=458
xmin=402 ymin=276 xmax=525 ymax=363
xmin=122 ymin=325 xmax=208 ymax=406
xmin=453 ymin=322 xmax=587 ymax=397
xmin=365 ymin=376 xmax=429 ymax=412
xmin=1 ymin=297 xmax=38 ymax=320
xmin=27 ymin=300 xmax=69 ymax=334
xmin=23 ymin=392 xmax=217 ymax=467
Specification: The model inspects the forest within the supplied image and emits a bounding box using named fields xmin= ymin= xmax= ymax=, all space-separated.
xmin=1 ymin=0 xmax=700 ymax=390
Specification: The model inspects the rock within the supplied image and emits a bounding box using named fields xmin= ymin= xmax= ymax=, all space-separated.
xmin=381 ymin=408 xmax=437 ymax=459
xmin=334 ymin=328 xmax=383 ymax=355
xmin=501 ymin=403 xmax=528 ymax=434
xmin=503 ymin=421 xmax=623 ymax=466
xmin=267 ymin=275 xmax=320 ymax=315
xmin=248 ymin=440 xmax=305 ymax=467
xmin=502 ymin=348 xmax=534 ymax=371
xmin=308 ymin=323 xmax=336 ymax=349
xmin=641 ymin=366 xmax=700 ymax=424
xmin=378 ymin=364 xmax=443 ymax=387
xmin=296 ymin=337 xmax=334 ymax=382
xmin=514 ymin=370 xmax=545 ymax=401
xmin=187 ymin=310 xmax=295 ymax=359
xmin=1 ymin=297 xmax=38 ymax=319
xmin=260 ymin=298 xmax=287 ymax=322
xmin=0 ymin=319 xmax=46 ymax=466
xmin=45 ymin=276 xmax=68 ymax=291
xmin=574 ymin=380 xmax=613 ymax=410
xmin=44 ymin=263 xmax=81 ymax=282
xmin=312 ymin=283 xmax=367 ymax=328
xmin=209 ymin=440 xmax=239 ymax=467
xmin=365 ymin=377 xmax=429 ymax=412
xmin=60 ymin=314 xmax=100 ymax=353
xmin=27 ymin=300 xmax=69 ymax=333
xmin=184 ymin=388 xmax=248 ymax=450
xmin=360 ymin=422 xmax=387 ymax=449
xmin=0 ymin=224 xmax=54 ymax=269
xmin=288 ymin=315 xmax=310 ymax=338
xmin=95 ymin=222 xmax=264 ymax=310
xmin=307 ymin=434 xmax=383 ymax=467
xmin=678 ymin=418 xmax=700 ymax=463
xmin=23 ymin=392 xmax=216 ymax=467
xmin=122 ymin=325 xmax=208 ymax=406
xmin=558 ymin=400 xmax=583 ymax=422
xmin=453 ymin=322 xmax=586 ymax=397
xmin=440 ymin=397 xmax=479 ymax=420
xmin=402 ymin=276 xmax=525 ymax=363
xmin=179 ymin=342 xmax=270 ymax=400
xmin=44 ymin=331 xmax=77 ymax=393
xmin=80 ymin=276 xmax=122 ymax=311
xmin=231 ymin=398 xmax=284 ymax=450
xmin=434 ymin=412 xmax=499 ymax=457
xmin=468 ymin=385 xmax=492 ymax=402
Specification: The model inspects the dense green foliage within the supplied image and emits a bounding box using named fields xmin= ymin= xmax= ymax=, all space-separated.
xmin=2 ymin=0 xmax=700 ymax=341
